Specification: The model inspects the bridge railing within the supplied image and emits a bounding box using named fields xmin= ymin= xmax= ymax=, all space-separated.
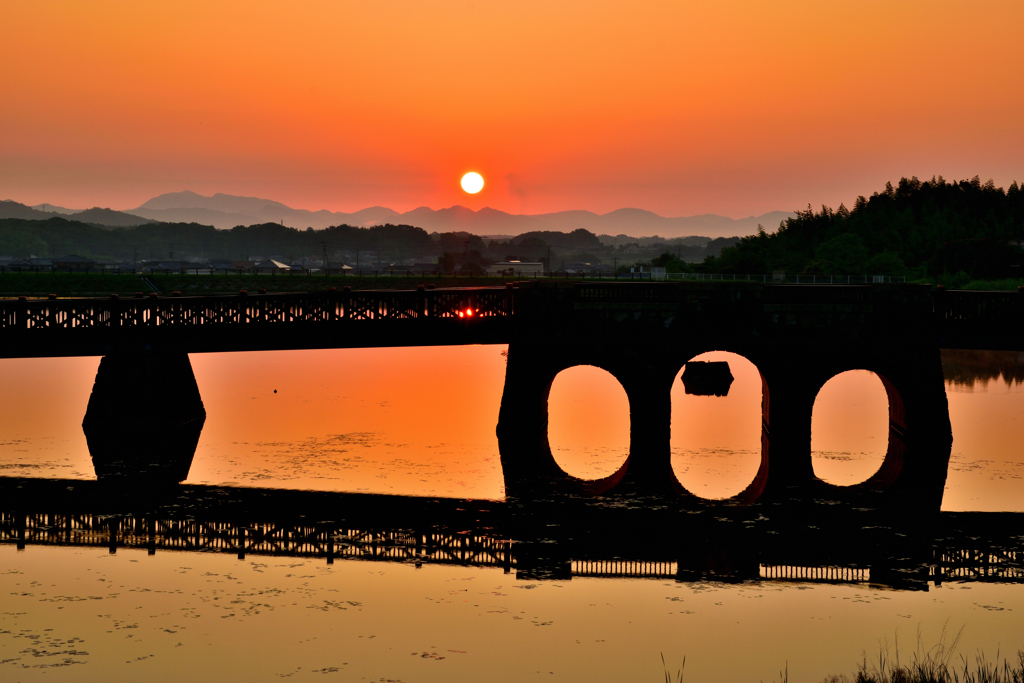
xmin=932 ymin=290 xmax=1024 ymax=349
xmin=574 ymin=282 xmax=683 ymax=302
xmin=934 ymin=290 xmax=1024 ymax=328
xmin=0 ymin=287 xmax=515 ymax=333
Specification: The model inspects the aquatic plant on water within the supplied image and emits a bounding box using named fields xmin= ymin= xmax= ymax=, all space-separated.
xmin=661 ymin=653 xmax=685 ymax=683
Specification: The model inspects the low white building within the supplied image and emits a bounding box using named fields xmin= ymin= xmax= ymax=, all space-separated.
xmin=486 ymin=261 xmax=545 ymax=277
xmin=254 ymin=259 xmax=291 ymax=273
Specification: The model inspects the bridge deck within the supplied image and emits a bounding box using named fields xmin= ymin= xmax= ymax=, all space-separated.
xmin=0 ymin=282 xmax=1020 ymax=357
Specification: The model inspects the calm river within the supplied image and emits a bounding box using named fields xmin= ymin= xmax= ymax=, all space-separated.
xmin=1 ymin=346 xmax=1022 ymax=681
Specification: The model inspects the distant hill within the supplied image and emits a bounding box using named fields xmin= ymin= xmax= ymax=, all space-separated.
xmin=129 ymin=191 xmax=792 ymax=237
xmin=70 ymin=207 xmax=156 ymax=226
xmin=31 ymin=203 xmax=80 ymax=215
xmin=1 ymin=200 xmax=154 ymax=226
xmin=0 ymin=200 xmax=62 ymax=221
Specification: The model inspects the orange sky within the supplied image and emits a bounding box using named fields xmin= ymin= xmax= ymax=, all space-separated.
xmin=2 ymin=0 xmax=1022 ymax=217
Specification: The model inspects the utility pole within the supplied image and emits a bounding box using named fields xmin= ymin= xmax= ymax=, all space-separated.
xmin=321 ymin=241 xmax=330 ymax=276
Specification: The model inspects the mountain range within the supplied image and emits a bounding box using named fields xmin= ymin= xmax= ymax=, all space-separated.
xmin=0 ymin=200 xmax=159 ymax=226
xmin=2 ymin=192 xmax=794 ymax=238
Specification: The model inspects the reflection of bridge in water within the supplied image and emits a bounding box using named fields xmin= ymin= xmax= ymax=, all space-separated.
xmin=2 ymin=480 xmax=1023 ymax=591
xmin=4 ymin=510 xmax=1023 ymax=589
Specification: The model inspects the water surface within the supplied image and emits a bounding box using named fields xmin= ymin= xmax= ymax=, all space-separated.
xmin=2 ymin=346 xmax=1023 ymax=681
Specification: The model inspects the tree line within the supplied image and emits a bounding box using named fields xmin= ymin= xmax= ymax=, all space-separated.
xmin=695 ymin=176 xmax=1024 ymax=280
xmin=0 ymin=217 xmax=717 ymax=270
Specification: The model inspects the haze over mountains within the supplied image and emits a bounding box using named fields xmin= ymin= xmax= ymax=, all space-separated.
xmin=0 ymin=200 xmax=159 ymax=226
xmin=2 ymin=191 xmax=794 ymax=238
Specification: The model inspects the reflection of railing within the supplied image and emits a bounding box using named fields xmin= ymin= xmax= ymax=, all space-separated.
xmin=760 ymin=565 xmax=870 ymax=583
xmin=572 ymin=559 xmax=677 ymax=579
xmin=4 ymin=511 xmax=1024 ymax=586
xmin=935 ymin=547 xmax=1024 ymax=583
xmin=0 ymin=512 xmax=511 ymax=568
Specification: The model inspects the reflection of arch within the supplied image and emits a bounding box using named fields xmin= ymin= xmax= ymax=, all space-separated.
xmin=546 ymin=364 xmax=631 ymax=491
xmin=669 ymin=350 xmax=769 ymax=505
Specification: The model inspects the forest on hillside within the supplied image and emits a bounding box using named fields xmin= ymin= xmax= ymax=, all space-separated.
xmin=0 ymin=216 xmax=734 ymax=271
xmin=691 ymin=176 xmax=1024 ymax=281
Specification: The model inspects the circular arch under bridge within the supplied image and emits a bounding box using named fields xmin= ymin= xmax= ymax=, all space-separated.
xmin=495 ymin=339 xmax=951 ymax=510
xmin=808 ymin=366 xmax=908 ymax=493
xmin=546 ymin=364 xmax=631 ymax=489
xmin=810 ymin=369 xmax=893 ymax=487
xmin=669 ymin=350 xmax=769 ymax=504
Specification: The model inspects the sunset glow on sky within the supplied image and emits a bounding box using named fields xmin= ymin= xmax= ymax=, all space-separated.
xmin=2 ymin=0 xmax=1022 ymax=217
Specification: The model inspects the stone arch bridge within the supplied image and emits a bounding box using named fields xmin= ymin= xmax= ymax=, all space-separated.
xmin=0 ymin=283 xmax=1019 ymax=511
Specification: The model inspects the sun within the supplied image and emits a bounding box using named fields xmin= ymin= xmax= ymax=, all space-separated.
xmin=460 ymin=172 xmax=484 ymax=194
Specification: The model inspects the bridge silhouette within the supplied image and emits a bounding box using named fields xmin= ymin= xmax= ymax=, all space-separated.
xmin=1 ymin=282 xmax=1021 ymax=510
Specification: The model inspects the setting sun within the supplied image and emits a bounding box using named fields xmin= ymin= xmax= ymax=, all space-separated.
xmin=460 ymin=172 xmax=484 ymax=194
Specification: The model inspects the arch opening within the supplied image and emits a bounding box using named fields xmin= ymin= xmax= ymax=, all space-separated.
xmin=547 ymin=365 xmax=630 ymax=481
xmin=811 ymin=370 xmax=890 ymax=486
xmin=671 ymin=351 xmax=764 ymax=500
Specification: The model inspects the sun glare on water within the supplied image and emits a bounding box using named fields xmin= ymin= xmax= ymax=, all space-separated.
xmin=460 ymin=172 xmax=484 ymax=194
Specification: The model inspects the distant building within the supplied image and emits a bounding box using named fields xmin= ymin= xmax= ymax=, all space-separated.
xmin=321 ymin=261 xmax=353 ymax=275
xmin=383 ymin=263 xmax=439 ymax=276
xmin=486 ymin=261 xmax=545 ymax=277
xmin=53 ymin=255 xmax=96 ymax=271
xmin=91 ymin=258 xmax=125 ymax=272
xmin=142 ymin=260 xmax=207 ymax=273
xmin=254 ymin=259 xmax=291 ymax=273
xmin=562 ymin=262 xmax=613 ymax=276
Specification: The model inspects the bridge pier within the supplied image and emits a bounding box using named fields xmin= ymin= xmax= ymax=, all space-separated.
xmin=752 ymin=343 xmax=952 ymax=512
xmin=497 ymin=332 xmax=952 ymax=514
xmin=82 ymin=351 xmax=206 ymax=483
xmin=496 ymin=338 xmax=679 ymax=500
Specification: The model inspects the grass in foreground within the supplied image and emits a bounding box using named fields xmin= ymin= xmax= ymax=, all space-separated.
xmin=822 ymin=649 xmax=1024 ymax=683
xmin=662 ymin=628 xmax=1024 ymax=683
